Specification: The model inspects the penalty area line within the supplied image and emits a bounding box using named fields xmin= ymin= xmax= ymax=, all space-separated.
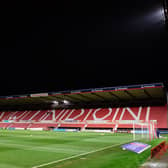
xmin=32 ymin=141 xmax=130 ymax=168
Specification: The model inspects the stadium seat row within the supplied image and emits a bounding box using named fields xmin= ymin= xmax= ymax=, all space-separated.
xmin=0 ymin=105 xmax=167 ymax=128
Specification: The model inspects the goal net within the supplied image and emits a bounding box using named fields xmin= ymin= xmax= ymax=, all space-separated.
xmin=132 ymin=120 xmax=157 ymax=140
xmin=114 ymin=120 xmax=157 ymax=141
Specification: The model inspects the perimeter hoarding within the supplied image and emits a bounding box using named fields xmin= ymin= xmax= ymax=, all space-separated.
xmin=122 ymin=142 xmax=151 ymax=154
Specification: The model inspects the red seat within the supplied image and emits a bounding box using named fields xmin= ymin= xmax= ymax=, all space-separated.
xmin=0 ymin=105 xmax=167 ymax=129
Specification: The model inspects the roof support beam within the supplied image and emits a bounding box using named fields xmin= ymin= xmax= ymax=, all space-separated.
xmin=124 ymin=90 xmax=136 ymax=99
xmin=143 ymin=89 xmax=152 ymax=98
xmin=91 ymin=93 xmax=107 ymax=101
xmin=78 ymin=94 xmax=94 ymax=101
xmin=108 ymin=92 xmax=122 ymax=100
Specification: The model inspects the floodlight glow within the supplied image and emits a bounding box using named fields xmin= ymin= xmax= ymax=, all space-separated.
xmin=52 ymin=101 xmax=59 ymax=105
xmin=145 ymin=7 xmax=165 ymax=24
xmin=153 ymin=7 xmax=165 ymax=21
xmin=51 ymin=100 xmax=59 ymax=108
xmin=63 ymin=100 xmax=69 ymax=105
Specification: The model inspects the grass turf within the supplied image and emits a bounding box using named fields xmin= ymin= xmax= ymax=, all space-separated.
xmin=0 ymin=130 xmax=165 ymax=168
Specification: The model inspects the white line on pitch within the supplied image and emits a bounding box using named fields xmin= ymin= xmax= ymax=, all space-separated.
xmin=32 ymin=141 xmax=130 ymax=168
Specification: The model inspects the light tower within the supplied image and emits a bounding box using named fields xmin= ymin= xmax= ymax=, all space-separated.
xmin=163 ymin=0 xmax=168 ymax=28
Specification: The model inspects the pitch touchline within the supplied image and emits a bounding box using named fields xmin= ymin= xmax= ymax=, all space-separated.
xmin=32 ymin=141 xmax=131 ymax=168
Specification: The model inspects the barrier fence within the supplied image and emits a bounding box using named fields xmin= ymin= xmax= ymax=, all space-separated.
xmin=151 ymin=141 xmax=167 ymax=158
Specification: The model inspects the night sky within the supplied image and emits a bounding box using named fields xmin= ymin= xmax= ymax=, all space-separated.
xmin=1 ymin=0 xmax=168 ymax=96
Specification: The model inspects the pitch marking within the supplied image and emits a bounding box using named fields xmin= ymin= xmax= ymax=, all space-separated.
xmin=32 ymin=141 xmax=131 ymax=168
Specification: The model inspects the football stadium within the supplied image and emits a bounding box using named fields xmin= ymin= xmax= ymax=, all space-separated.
xmin=0 ymin=83 xmax=167 ymax=168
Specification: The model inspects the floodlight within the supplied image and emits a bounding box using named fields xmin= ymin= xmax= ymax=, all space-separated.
xmin=63 ymin=100 xmax=69 ymax=105
xmin=52 ymin=101 xmax=59 ymax=105
xmin=163 ymin=0 xmax=168 ymax=27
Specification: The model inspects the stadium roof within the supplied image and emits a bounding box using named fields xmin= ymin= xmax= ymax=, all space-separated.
xmin=0 ymin=83 xmax=166 ymax=110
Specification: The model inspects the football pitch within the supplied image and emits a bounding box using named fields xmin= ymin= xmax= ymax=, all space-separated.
xmin=0 ymin=130 xmax=164 ymax=168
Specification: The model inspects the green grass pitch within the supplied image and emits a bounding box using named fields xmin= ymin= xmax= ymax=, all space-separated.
xmin=0 ymin=130 xmax=164 ymax=168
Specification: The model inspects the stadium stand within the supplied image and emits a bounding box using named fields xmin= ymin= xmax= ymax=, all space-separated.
xmin=0 ymin=105 xmax=167 ymax=129
xmin=0 ymin=83 xmax=167 ymax=131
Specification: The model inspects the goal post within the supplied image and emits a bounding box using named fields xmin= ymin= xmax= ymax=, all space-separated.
xmin=133 ymin=120 xmax=157 ymax=140
xmin=114 ymin=120 xmax=157 ymax=141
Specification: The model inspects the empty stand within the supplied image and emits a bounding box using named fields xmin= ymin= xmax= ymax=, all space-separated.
xmin=0 ymin=105 xmax=167 ymax=129
xmin=32 ymin=110 xmax=47 ymax=121
xmin=20 ymin=111 xmax=37 ymax=121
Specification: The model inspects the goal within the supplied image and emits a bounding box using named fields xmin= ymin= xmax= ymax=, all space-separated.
xmin=114 ymin=120 xmax=158 ymax=140
xmin=132 ymin=120 xmax=157 ymax=140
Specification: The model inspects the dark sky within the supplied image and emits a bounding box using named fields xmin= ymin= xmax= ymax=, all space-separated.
xmin=0 ymin=0 xmax=168 ymax=96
